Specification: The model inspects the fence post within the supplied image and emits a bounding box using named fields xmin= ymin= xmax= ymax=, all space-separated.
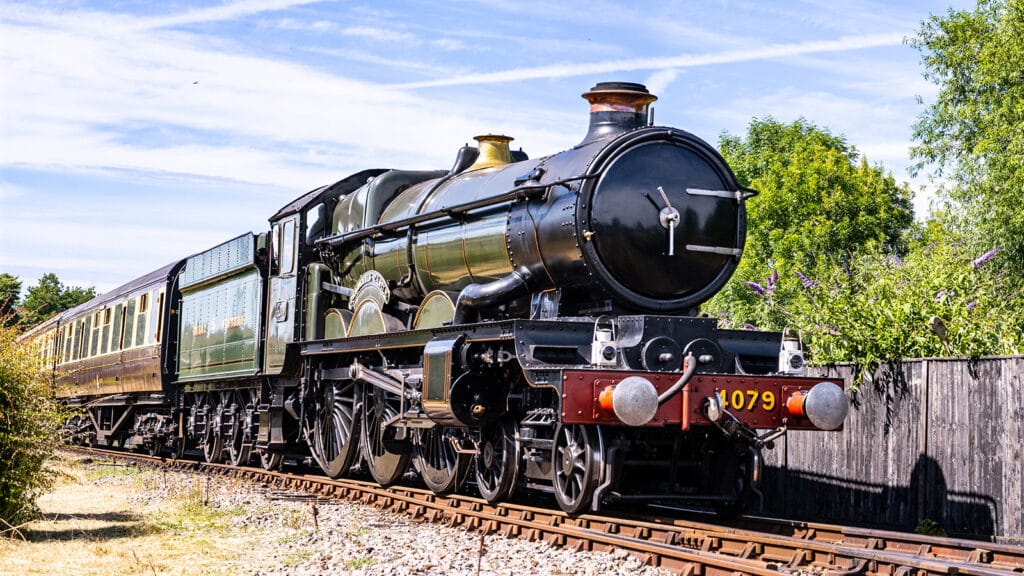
xmin=916 ymin=359 xmax=930 ymax=525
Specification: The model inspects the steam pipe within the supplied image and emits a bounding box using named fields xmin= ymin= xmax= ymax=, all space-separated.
xmin=453 ymin=267 xmax=532 ymax=324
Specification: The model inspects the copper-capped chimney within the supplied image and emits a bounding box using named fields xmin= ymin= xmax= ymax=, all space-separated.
xmin=580 ymin=81 xmax=657 ymax=144
xmin=466 ymin=134 xmax=513 ymax=171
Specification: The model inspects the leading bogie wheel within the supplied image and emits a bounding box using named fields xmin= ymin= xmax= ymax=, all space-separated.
xmin=360 ymin=387 xmax=410 ymax=486
xmin=475 ymin=417 xmax=520 ymax=503
xmin=551 ymin=423 xmax=602 ymax=515
xmin=415 ymin=426 xmax=471 ymax=495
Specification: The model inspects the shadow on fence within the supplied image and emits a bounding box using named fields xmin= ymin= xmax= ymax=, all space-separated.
xmin=765 ymin=453 xmax=998 ymax=539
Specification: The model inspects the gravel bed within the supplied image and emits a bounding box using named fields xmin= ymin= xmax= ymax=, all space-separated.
xmin=92 ymin=461 xmax=673 ymax=576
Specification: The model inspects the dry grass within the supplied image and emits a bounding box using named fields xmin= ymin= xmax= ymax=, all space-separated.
xmin=0 ymin=455 xmax=313 ymax=576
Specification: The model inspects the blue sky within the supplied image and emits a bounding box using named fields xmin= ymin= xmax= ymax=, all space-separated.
xmin=0 ymin=0 xmax=971 ymax=295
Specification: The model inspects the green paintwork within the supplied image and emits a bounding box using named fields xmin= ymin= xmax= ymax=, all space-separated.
xmin=180 ymin=233 xmax=256 ymax=290
xmin=412 ymin=291 xmax=455 ymax=329
xmin=348 ymin=300 xmax=386 ymax=337
xmin=324 ymin=308 xmax=349 ymax=339
xmin=413 ymin=210 xmax=512 ymax=293
xmin=177 ymin=236 xmax=263 ymax=382
xmin=305 ymin=263 xmax=331 ymax=340
xmin=266 ymin=217 xmax=298 ymax=373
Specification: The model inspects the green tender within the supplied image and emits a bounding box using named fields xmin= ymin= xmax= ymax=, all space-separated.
xmin=177 ymin=234 xmax=262 ymax=381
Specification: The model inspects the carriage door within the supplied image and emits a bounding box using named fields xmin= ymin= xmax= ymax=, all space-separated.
xmin=265 ymin=216 xmax=298 ymax=374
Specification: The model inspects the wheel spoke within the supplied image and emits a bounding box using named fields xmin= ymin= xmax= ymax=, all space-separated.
xmin=309 ymin=375 xmax=360 ymax=479
xmin=416 ymin=426 xmax=469 ymax=495
xmin=361 ymin=388 xmax=410 ymax=486
xmin=551 ymin=424 xmax=599 ymax=515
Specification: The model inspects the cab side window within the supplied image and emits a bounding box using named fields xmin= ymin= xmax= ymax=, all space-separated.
xmin=281 ymin=218 xmax=296 ymax=275
xmin=271 ymin=223 xmax=281 ymax=275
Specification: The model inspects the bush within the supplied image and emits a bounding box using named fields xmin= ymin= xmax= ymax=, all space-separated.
xmin=708 ymin=238 xmax=1024 ymax=387
xmin=0 ymin=323 xmax=66 ymax=532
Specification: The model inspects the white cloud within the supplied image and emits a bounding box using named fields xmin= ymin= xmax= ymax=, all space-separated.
xmin=394 ymin=33 xmax=906 ymax=89
xmin=135 ymin=0 xmax=329 ymax=30
xmin=0 ymin=6 xmax=576 ymax=191
xmin=432 ymin=38 xmax=465 ymax=51
xmin=645 ymin=69 xmax=681 ymax=98
xmin=274 ymin=18 xmax=335 ymax=31
xmin=342 ymin=25 xmax=418 ymax=44
xmin=0 ymin=181 xmax=31 ymax=201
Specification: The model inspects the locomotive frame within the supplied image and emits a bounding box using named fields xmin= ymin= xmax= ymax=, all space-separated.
xmin=25 ymin=81 xmax=849 ymax=516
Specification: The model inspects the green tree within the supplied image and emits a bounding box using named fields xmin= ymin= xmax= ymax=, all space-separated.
xmin=0 ymin=323 xmax=67 ymax=529
xmin=911 ymin=0 xmax=1024 ymax=278
xmin=19 ymin=274 xmax=95 ymax=328
xmin=706 ymin=118 xmax=915 ymax=329
xmin=0 ymin=274 xmax=21 ymax=327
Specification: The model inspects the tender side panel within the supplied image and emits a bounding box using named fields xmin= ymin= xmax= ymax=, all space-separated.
xmin=177 ymin=234 xmax=263 ymax=382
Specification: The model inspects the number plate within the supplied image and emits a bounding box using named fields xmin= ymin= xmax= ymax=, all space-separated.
xmin=682 ymin=375 xmax=824 ymax=430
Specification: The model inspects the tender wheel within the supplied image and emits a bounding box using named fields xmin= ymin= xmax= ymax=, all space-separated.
xmin=360 ymin=387 xmax=410 ymax=486
xmin=475 ymin=417 xmax=519 ymax=503
xmin=201 ymin=394 xmax=225 ymax=463
xmin=551 ymin=424 xmax=602 ymax=515
xmin=310 ymin=380 xmax=360 ymax=478
xmin=225 ymin=391 xmax=253 ymax=467
xmin=171 ymin=435 xmax=187 ymax=460
xmin=415 ymin=426 xmax=471 ymax=495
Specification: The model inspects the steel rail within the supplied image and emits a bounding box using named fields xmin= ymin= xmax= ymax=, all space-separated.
xmin=69 ymin=447 xmax=1024 ymax=576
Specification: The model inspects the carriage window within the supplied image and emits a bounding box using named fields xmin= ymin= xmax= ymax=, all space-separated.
xmin=282 ymin=218 xmax=296 ymax=274
xmin=89 ymin=313 xmax=99 ymax=357
xmin=111 ymin=304 xmax=124 ymax=352
xmin=100 ymin=308 xmax=111 ymax=355
xmin=73 ymin=319 xmax=84 ymax=360
xmin=152 ymin=290 xmax=164 ymax=343
xmin=63 ymin=325 xmax=73 ymax=363
xmin=136 ymin=294 xmax=149 ymax=346
xmin=124 ymin=299 xmax=136 ymax=348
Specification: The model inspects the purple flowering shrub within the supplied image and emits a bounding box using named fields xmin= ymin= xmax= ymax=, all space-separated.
xmin=705 ymin=242 xmax=1022 ymax=386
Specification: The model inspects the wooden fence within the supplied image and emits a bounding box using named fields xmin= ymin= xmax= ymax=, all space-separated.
xmin=761 ymin=357 xmax=1023 ymax=543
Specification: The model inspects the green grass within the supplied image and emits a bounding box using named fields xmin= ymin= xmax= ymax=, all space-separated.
xmin=85 ymin=463 xmax=141 ymax=480
xmin=344 ymin=556 xmax=374 ymax=569
xmin=145 ymin=483 xmax=245 ymax=536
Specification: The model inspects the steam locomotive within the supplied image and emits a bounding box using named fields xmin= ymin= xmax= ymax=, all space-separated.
xmin=25 ymin=81 xmax=848 ymax=515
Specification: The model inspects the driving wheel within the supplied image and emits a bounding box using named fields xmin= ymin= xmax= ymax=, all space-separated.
xmin=475 ymin=417 xmax=519 ymax=503
xmin=360 ymin=387 xmax=410 ymax=486
xmin=310 ymin=379 xmax=360 ymax=478
xmin=415 ymin=426 xmax=471 ymax=495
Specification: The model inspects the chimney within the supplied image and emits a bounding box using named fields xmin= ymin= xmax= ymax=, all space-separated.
xmin=579 ymin=81 xmax=657 ymax=145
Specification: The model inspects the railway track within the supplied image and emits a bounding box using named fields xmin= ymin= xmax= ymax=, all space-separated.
xmin=71 ymin=447 xmax=1024 ymax=576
